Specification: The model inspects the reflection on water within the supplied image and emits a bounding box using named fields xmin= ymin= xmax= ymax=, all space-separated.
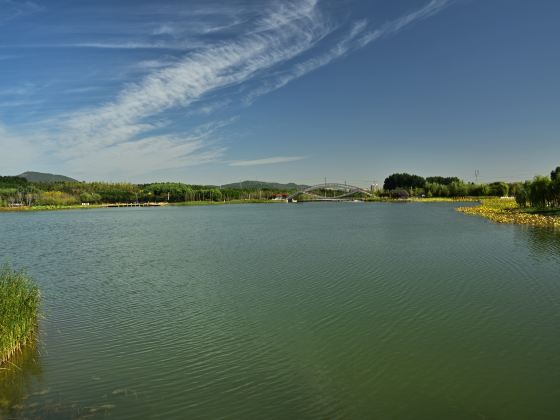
xmin=0 ymin=337 xmax=118 ymax=418
xmin=0 ymin=338 xmax=42 ymax=418
xmin=0 ymin=204 xmax=559 ymax=418
xmin=520 ymin=226 xmax=560 ymax=258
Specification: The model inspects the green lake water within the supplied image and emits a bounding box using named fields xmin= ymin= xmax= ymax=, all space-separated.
xmin=1 ymin=203 xmax=559 ymax=419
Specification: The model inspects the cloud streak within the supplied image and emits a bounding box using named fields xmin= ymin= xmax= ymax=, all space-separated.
xmin=246 ymin=0 xmax=452 ymax=102
xmin=53 ymin=0 xmax=329 ymax=162
xmin=1 ymin=0 xmax=453 ymax=179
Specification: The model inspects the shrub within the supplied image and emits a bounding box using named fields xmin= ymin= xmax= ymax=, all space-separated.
xmin=36 ymin=191 xmax=79 ymax=206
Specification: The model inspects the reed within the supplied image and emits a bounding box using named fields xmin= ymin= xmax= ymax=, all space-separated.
xmin=0 ymin=265 xmax=40 ymax=364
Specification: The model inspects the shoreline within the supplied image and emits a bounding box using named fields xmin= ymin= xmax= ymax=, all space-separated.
xmin=0 ymin=197 xmax=484 ymax=213
xmin=0 ymin=199 xmax=286 ymax=212
xmin=456 ymin=199 xmax=560 ymax=228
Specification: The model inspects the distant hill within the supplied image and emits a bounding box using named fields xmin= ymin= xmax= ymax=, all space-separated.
xmin=18 ymin=171 xmax=78 ymax=183
xmin=221 ymin=180 xmax=307 ymax=191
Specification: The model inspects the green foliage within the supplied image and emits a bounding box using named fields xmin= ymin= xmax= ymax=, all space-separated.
xmin=488 ymin=182 xmax=509 ymax=197
xmin=0 ymin=176 xmax=28 ymax=189
xmin=386 ymin=173 xmax=494 ymax=198
xmin=469 ymin=183 xmax=490 ymax=196
xmin=528 ymin=176 xmax=552 ymax=208
xmin=425 ymin=176 xmax=460 ymax=185
xmin=551 ymin=178 xmax=560 ymax=208
xmin=513 ymin=182 xmax=529 ymax=207
xmin=79 ymin=192 xmax=102 ymax=203
xmin=513 ymin=167 xmax=560 ymax=209
xmin=383 ymin=173 xmax=426 ymax=191
xmin=448 ymin=181 xmax=468 ymax=197
xmin=36 ymin=191 xmax=80 ymax=206
xmin=390 ymin=188 xmax=410 ymax=199
xmin=0 ymin=176 xmax=301 ymax=207
xmin=0 ymin=265 xmax=40 ymax=363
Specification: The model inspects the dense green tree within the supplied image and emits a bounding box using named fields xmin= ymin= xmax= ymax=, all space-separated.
xmin=528 ymin=176 xmax=552 ymax=208
xmin=448 ymin=181 xmax=468 ymax=197
xmin=513 ymin=182 xmax=529 ymax=207
xmin=468 ymin=183 xmax=490 ymax=196
xmin=79 ymin=192 xmax=102 ymax=203
xmin=383 ymin=173 xmax=425 ymax=191
xmin=425 ymin=176 xmax=460 ymax=185
xmin=549 ymin=177 xmax=560 ymax=207
xmin=390 ymin=189 xmax=410 ymax=199
xmin=37 ymin=191 xmax=80 ymax=206
xmin=0 ymin=176 xmax=27 ymax=189
xmin=488 ymin=182 xmax=509 ymax=197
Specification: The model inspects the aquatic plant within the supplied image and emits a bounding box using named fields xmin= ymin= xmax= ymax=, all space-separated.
xmin=0 ymin=265 xmax=40 ymax=364
xmin=457 ymin=199 xmax=560 ymax=228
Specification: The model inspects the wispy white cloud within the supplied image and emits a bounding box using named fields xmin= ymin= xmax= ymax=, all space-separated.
xmin=37 ymin=41 xmax=202 ymax=50
xmin=246 ymin=0 xmax=452 ymax=103
xmin=67 ymin=134 xmax=226 ymax=179
xmin=47 ymin=0 xmax=329 ymax=168
xmin=229 ymin=156 xmax=306 ymax=166
xmin=0 ymin=0 xmax=453 ymax=179
xmin=133 ymin=58 xmax=180 ymax=70
xmin=64 ymin=86 xmax=101 ymax=94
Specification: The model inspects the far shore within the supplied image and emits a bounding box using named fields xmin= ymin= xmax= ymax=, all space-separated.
xmin=2 ymin=197 xmax=559 ymax=229
xmin=0 ymin=196 xmax=481 ymax=213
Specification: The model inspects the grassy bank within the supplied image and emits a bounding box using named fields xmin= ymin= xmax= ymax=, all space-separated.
xmin=0 ymin=200 xmax=284 ymax=212
xmin=364 ymin=196 xmax=484 ymax=203
xmin=0 ymin=266 xmax=40 ymax=364
xmin=0 ymin=204 xmax=106 ymax=212
xmin=171 ymin=199 xmax=283 ymax=206
xmin=0 ymin=197 xmax=512 ymax=212
xmin=457 ymin=199 xmax=560 ymax=228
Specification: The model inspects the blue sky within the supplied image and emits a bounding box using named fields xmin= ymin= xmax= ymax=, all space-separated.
xmin=1 ymin=0 xmax=559 ymax=186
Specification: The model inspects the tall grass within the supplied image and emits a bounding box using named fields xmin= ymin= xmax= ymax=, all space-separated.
xmin=0 ymin=265 xmax=40 ymax=364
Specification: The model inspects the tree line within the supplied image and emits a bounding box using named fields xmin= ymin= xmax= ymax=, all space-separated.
xmin=382 ymin=167 xmax=560 ymax=209
xmin=513 ymin=167 xmax=560 ymax=208
xmin=3 ymin=167 xmax=559 ymax=208
xmin=0 ymin=177 xmax=295 ymax=207
xmin=382 ymin=173 xmax=510 ymax=198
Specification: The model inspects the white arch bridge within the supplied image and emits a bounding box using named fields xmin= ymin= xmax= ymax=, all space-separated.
xmin=287 ymin=183 xmax=373 ymax=202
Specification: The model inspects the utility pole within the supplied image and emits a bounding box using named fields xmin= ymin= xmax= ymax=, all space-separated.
xmin=475 ymin=169 xmax=480 ymax=184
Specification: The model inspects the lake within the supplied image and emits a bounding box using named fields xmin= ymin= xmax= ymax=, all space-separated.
xmin=1 ymin=203 xmax=559 ymax=419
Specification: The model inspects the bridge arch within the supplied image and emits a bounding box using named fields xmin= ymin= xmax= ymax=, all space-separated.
xmin=287 ymin=183 xmax=372 ymax=201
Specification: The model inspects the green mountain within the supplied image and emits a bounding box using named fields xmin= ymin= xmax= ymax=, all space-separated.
xmin=221 ymin=180 xmax=307 ymax=191
xmin=18 ymin=171 xmax=78 ymax=183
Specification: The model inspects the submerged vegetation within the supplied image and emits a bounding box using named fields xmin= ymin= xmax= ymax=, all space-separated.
xmin=456 ymin=166 xmax=560 ymax=228
xmin=457 ymin=199 xmax=560 ymax=228
xmin=0 ymin=266 xmax=40 ymax=364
